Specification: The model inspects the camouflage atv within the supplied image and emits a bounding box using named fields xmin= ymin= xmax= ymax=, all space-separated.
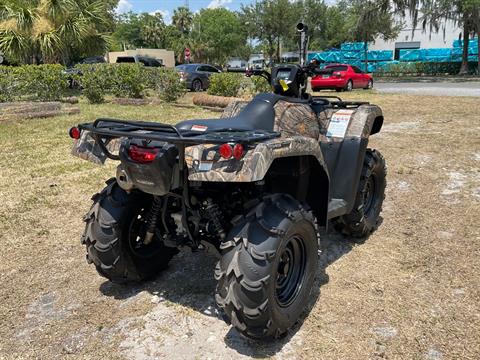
xmin=69 ymin=24 xmax=386 ymax=339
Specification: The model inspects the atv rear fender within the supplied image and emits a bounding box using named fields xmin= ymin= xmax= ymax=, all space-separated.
xmin=185 ymin=137 xmax=330 ymax=224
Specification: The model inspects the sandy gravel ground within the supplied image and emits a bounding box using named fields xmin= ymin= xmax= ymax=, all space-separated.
xmin=375 ymin=81 xmax=480 ymax=97
xmin=0 ymin=92 xmax=479 ymax=359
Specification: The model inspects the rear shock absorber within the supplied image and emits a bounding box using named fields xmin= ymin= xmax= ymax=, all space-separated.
xmin=203 ymin=198 xmax=226 ymax=240
xmin=144 ymin=196 xmax=162 ymax=245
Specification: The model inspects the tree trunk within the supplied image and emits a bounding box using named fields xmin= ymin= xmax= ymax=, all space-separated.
xmin=459 ymin=23 xmax=470 ymax=75
xmin=364 ymin=41 xmax=368 ymax=72
xmin=276 ymin=37 xmax=281 ymax=64
xmin=477 ymin=33 xmax=480 ymax=76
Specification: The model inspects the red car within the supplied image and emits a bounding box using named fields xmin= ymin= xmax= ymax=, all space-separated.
xmin=311 ymin=64 xmax=373 ymax=92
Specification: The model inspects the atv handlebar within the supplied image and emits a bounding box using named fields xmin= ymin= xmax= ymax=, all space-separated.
xmin=226 ymin=68 xmax=272 ymax=83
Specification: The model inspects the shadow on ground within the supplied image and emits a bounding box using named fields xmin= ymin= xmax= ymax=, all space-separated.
xmin=99 ymin=229 xmax=360 ymax=357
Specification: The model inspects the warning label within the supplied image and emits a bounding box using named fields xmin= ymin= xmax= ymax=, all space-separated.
xmin=326 ymin=110 xmax=354 ymax=138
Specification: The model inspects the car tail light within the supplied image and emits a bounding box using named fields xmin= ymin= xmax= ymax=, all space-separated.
xmin=128 ymin=145 xmax=159 ymax=163
xmin=178 ymin=71 xmax=186 ymax=79
xmin=219 ymin=144 xmax=233 ymax=159
xmin=333 ymin=72 xmax=343 ymax=78
xmin=69 ymin=126 xmax=81 ymax=139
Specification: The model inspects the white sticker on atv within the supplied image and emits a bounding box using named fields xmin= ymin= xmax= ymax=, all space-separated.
xmin=191 ymin=125 xmax=208 ymax=132
xmin=327 ymin=110 xmax=355 ymax=138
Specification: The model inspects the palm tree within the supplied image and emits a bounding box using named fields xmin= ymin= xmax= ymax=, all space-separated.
xmin=172 ymin=6 xmax=193 ymax=35
xmin=141 ymin=13 xmax=165 ymax=48
xmin=0 ymin=0 xmax=112 ymax=64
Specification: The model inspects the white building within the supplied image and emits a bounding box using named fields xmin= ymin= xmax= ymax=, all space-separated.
xmin=370 ymin=14 xmax=462 ymax=59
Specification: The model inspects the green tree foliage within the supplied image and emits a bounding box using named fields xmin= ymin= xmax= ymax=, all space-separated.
xmin=113 ymin=12 xmax=165 ymax=50
xmin=0 ymin=0 xmax=116 ymax=64
xmin=241 ymin=0 xmax=301 ymax=62
xmin=172 ymin=6 xmax=193 ymax=35
xmin=190 ymin=8 xmax=246 ymax=64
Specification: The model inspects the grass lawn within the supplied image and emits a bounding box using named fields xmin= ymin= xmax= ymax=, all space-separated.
xmin=0 ymin=93 xmax=479 ymax=359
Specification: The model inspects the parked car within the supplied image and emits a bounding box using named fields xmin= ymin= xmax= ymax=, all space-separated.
xmin=116 ymin=55 xmax=163 ymax=67
xmin=175 ymin=63 xmax=221 ymax=91
xmin=311 ymin=64 xmax=373 ymax=92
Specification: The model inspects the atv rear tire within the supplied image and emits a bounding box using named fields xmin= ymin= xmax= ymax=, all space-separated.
xmin=81 ymin=179 xmax=177 ymax=284
xmin=215 ymin=194 xmax=319 ymax=339
xmin=333 ymin=149 xmax=386 ymax=239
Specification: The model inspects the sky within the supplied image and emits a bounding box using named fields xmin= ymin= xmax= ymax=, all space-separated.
xmin=115 ymin=0 xmax=251 ymax=24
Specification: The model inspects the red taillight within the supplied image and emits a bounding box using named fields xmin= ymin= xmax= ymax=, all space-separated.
xmin=128 ymin=145 xmax=159 ymax=163
xmin=333 ymin=71 xmax=343 ymax=78
xmin=233 ymin=143 xmax=244 ymax=160
xmin=219 ymin=144 xmax=233 ymax=159
xmin=69 ymin=126 xmax=81 ymax=139
xmin=219 ymin=143 xmax=245 ymax=160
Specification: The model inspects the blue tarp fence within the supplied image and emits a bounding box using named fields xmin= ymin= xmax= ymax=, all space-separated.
xmin=307 ymin=39 xmax=478 ymax=73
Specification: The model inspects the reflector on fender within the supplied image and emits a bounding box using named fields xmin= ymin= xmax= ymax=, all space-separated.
xmin=69 ymin=127 xmax=81 ymax=139
xmin=128 ymin=145 xmax=159 ymax=163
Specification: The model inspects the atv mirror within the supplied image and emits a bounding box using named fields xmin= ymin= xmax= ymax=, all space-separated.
xmin=296 ymin=22 xmax=308 ymax=33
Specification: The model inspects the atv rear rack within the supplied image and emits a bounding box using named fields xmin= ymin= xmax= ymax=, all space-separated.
xmin=79 ymin=118 xmax=280 ymax=143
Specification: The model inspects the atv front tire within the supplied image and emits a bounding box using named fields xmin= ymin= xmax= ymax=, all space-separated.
xmin=333 ymin=149 xmax=386 ymax=238
xmin=81 ymin=179 xmax=177 ymax=284
xmin=215 ymin=194 xmax=319 ymax=339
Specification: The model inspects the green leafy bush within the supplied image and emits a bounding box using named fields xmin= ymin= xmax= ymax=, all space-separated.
xmin=75 ymin=64 xmax=114 ymax=104
xmin=23 ymin=65 xmax=68 ymax=101
xmin=207 ymin=73 xmax=243 ymax=97
xmin=376 ymin=61 xmax=478 ymax=76
xmin=148 ymin=68 xmax=187 ymax=102
xmin=0 ymin=67 xmax=20 ymax=102
xmin=111 ymin=63 xmax=146 ymax=99
xmin=251 ymin=75 xmax=271 ymax=93
xmin=0 ymin=65 xmax=68 ymax=102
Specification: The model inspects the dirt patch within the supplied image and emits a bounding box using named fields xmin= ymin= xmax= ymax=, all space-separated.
xmin=0 ymin=94 xmax=479 ymax=359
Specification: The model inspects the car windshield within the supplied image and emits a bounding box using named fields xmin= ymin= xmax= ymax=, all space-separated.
xmin=326 ymin=65 xmax=348 ymax=71
xmin=175 ymin=64 xmax=196 ymax=72
xmin=116 ymin=57 xmax=135 ymax=63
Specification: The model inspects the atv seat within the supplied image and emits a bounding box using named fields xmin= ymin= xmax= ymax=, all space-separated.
xmin=176 ymin=97 xmax=276 ymax=132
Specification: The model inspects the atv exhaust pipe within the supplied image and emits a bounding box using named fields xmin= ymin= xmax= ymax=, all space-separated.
xmin=116 ymin=165 xmax=134 ymax=192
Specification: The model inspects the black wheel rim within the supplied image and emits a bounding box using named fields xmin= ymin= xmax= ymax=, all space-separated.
xmin=363 ymin=175 xmax=377 ymax=215
xmin=128 ymin=207 xmax=163 ymax=258
xmin=275 ymin=234 xmax=307 ymax=307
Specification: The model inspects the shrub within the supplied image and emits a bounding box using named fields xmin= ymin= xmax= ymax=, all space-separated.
xmin=0 ymin=67 xmax=20 ymax=102
xmin=207 ymin=73 xmax=243 ymax=97
xmin=23 ymin=65 xmax=68 ymax=101
xmin=0 ymin=65 xmax=68 ymax=102
xmin=251 ymin=75 xmax=271 ymax=94
xmin=111 ymin=63 xmax=147 ymax=99
xmin=148 ymin=68 xmax=186 ymax=102
xmin=75 ymin=64 xmax=114 ymax=104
